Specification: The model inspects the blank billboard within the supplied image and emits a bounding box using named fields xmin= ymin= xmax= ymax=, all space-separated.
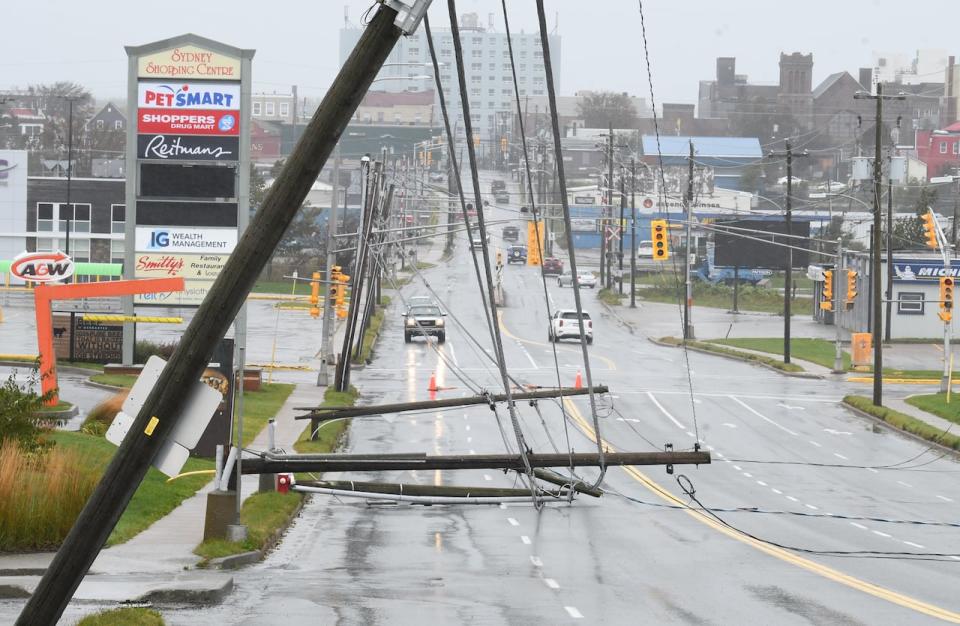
xmin=714 ymin=219 xmax=810 ymax=269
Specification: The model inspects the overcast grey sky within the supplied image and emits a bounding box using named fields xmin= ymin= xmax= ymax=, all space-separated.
xmin=4 ymin=1 xmax=956 ymax=106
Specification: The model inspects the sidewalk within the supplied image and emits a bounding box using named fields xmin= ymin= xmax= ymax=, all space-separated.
xmin=0 ymin=380 xmax=327 ymax=603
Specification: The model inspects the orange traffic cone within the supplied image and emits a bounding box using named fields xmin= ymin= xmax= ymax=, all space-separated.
xmin=574 ymin=370 xmax=583 ymax=389
xmin=428 ymin=371 xmax=439 ymax=392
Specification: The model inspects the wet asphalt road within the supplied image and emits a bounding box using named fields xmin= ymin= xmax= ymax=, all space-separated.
xmin=162 ymin=192 xmax=960 ymax=625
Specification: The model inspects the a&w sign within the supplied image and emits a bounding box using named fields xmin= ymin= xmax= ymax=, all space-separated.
xmin=11 ymin=251 xmax=75 ymax=283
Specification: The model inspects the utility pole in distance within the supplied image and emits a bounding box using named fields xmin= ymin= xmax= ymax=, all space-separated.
xmin=767 ymin=139 xmax=808 ymax=364
xmin=683 ymin=140 xmax=694 ymax=340
xmin=16 ymin=4 xmax=414 ymax=624
xmin=855 ymin=83 xmax=906 ymax=406
xmin=630 ymin=157 xmax=637 ymax=308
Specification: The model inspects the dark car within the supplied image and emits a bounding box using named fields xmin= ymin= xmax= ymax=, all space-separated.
xmin=404 ymin=304 xmax=446 ymax=344
xmin=493 ymin=190 xmax=510 ymax=203
xmin=507 ymin=245 xmax=528 ymax=264
xmin=542 ymin=257 xmax=563 ymax=275
xmin=502 ymin=225 xmax=519 ymax=241
xmin=490 ymin=179 xmax=506 ymax=193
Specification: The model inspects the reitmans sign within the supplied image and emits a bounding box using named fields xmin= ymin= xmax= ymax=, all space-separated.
xmin=892 ymin=259 xmax=960 ymax=282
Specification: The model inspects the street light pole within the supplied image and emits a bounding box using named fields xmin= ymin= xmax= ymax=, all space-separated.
xmin=630 ymin=158 xmax=637 ymax=308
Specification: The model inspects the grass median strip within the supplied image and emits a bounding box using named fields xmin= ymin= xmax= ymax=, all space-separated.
xmin=353 ymin=296 xmax=391 ymax=364
xmin=844 ymin=395 xmax=960 ymax=451
xmin=78 ymin=607 xmax=165 ymax=626
xmin=660 ymin=336 xmax=805 ymax=373
xmin=597 ymin=287 xmax=624 ymax=306
xmin=639 ymin=279 xmax=813 ymax=314
xmin=710 ymin=337 xmax=850 ymax=370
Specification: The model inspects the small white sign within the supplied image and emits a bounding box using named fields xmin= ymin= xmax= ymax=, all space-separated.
xmin=135 ymin=226 xmax=237 ymax=254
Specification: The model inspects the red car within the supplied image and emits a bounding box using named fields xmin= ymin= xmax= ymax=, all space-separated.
xmin=542 ymin=257 xmax=563 ymax=276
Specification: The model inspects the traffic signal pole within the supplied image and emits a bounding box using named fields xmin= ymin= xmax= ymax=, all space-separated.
xmin=16 ymin=5 xmax=412 ymax=623
xmin=833 ymin=239 xmax=845 ymax=373
xmin=942 ymin=257 xmax=952 ymax=393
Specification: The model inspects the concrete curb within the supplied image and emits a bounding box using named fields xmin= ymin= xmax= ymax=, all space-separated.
xmin=597 ymin=299 xmax=636 ymax=334
xmin=82 ymin=380 xmax=127 ymax=392
xmin=840 ymin=399 xmax=960 ymax=459
xmin=647 ymin=336 xmax=824 ymax=380
xmin=137 ymin=576 xmax=234 ymax=605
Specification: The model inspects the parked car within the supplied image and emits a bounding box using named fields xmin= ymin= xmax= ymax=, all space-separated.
xmin=404 ymin=304 xmax=446 ymax=344
xmin=548 ymin=309 xmax=593 ymax=344
xmin=502 ymin=225 xmax=519 ymax=241
xmin=428 ymin=172 xmax=445 ymax=183
xmin=637 ymin=240 xmax=654 ymax=258
xmin=507 ymin=245 xmax=528 ymax=264
xmin=493 ymin=190 xmax=510 ymax=203
xmin=557 ymin=272 xmax=597 ymax=288
xmin=542 ymin=257 xmax=563 ymax=275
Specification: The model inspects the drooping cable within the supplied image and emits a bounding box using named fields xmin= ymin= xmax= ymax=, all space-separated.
xmin=446 ymin=0 xmax=538 ymax=502
xmin=535 ymin=0 xmax=606 ymax=488
xmin=501 ymin=0 xmax=575 ymax=478
xmin=636 ymin=0 xmax=701 ymax=447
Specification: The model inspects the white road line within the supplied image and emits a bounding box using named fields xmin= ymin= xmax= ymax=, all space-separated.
xmin=733 ymin=465 xmax=742 ymax=471
xmin=565 ymin=607 xmax=584 ymax=619
xmin=936 ymin=495 xmax=953 ymax=502
xmin=715 ymin=452 xmax=725 ymax=458
xmin=786 ymin=496 xmax=798 ymax=502
xmin=686 ymin=430 xmax=695 ymax=437
xmin=833 ymin=453 xmax=848 ymax=460
xmin=952 ymin=556 xmax=960 ymax=561
xmin=850 ymin=522 xmax=867 ymax=530
xmin=772 ymin=488 xmax=783 ymax=495
xmin=508 ymin=517 xmax=519 ymax=527
xmin=904 ymin=541 xmax=926 ymax=549
xmin=530 ymin=556 xmax=543 ymax=567
xmin=520 ymin=535 xmax=531 ymax=545
xmin=729 ymin=396 xmax=798 ymax=436
xmin=467 ymin=437 xmax=473 ymax=443
xmin=897 ymin=481 xmax=912 ymax=488
xmin=756 ymin=480 xmax=767 ymax=487
xmin=469 ymin=450 xmax=476 ymax=455
xmin=518 ymin=342 xmax=539 ymax=369
xmin=544 ymin=578 xmax=560 ymax=589
xmin=808 ymin=440 xmax=822 ymax=447
xmin=446 ymin=341 xmax=460 ymax=368
xmin=466 ymin=425 xmax=471 ymax=431
xmin=872 ymin=530 xmax=892 ymax=538
xmin=866 ymin=468 xmax=878 ymax=473
xmin=805 ymin=504 xmax=819 ymax=510
xmin=484 ymin=474 xmax=492 ymax=481
xmin=646 ymin=391 xmax=687 ymax=430
xmin=742 ymin=472 xmax=753 ymax=478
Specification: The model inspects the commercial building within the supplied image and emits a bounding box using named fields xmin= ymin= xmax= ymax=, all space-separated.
xmin=339 ymin=11 xmax=560 ymax=138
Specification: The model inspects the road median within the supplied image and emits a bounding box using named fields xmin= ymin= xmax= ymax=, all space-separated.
xmin=842 ymin=395 xmax=960 ymax=454
xmin=651 ymin=336 xmax=822 ymax=379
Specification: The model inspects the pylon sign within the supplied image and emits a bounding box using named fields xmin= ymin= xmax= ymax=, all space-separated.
xmin=10 ymin=250 xmax=74 ymax=283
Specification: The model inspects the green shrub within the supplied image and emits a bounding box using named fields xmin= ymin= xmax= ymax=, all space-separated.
xmin=134 ymin=339 xmax=178 ymax=364
xmin=0 ymin=367 xmax=55 ymax=452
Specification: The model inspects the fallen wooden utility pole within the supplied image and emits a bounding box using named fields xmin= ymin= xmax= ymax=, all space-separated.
xmin=534 ymin=468 xmax=603 ymax=498
xmin=16 ymin=5 xmax=418 ymax=625
xmin=242 ymin=451 xmax=710 ymax=474
xmin=297 ymin=385 xmax=609 ymax=420
xmin=297 ymin=479 xmax=547 ymax=499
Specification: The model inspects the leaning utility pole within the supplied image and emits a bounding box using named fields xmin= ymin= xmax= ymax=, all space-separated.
xmin=318 ymin=146 xmax=341 ymax=387
xmin=885 ymin=149 xmax=894 ymax=343
xmin=16 ymin=5 xmax=419 ymax=624
xmin=855 ymin=83 xmax=906 ymax=406
xmin=683 ymin=140 xmax=694 ymax=340
xmin=767 ymin=140 xmax=808 ymax=364
xmin=618 ymin=164 xmax=626 ymax=294
xmin=630 ymin=158 xmax=637 ymax=308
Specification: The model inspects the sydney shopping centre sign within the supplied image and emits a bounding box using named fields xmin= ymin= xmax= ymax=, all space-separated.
xmin=137 ymin=45 xmax=240 ymax=80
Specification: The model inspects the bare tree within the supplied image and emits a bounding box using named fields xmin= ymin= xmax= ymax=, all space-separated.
xmin=577 ymin=91 xmax=638 ymax=128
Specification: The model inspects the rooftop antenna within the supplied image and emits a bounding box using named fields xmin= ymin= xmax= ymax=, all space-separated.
xmin=553 ymin=11 xmax=559 ymax=34
xmin=344 ymin=5 xmax=349 ymax=27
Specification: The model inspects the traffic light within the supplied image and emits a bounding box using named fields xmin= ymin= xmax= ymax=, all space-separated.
xmin=336 ymin=270 xmax=350 ymax=318
xmin=473 ymin=134 xmax=481 ymax=147
xmin=426 ymin=150 xmax=433 ymax=165
xmin=845 ymin=270 xmax=858 ymax=309
xmin=500 ymin=136 xmax=508 ymax=153
xmin=821 ymin=269 xmax=834 ymax=311
xmin=309 ymin=271 xmax=320 ymax=319
xmin=921 ymin=212 xmax=938 ymax=249
xmin=940 ymin=276 xmax=954 ymax=323
xmin=328 ymin=265 xmax=341 ymax=305
xmin=651 ymin=219 xmax=669 ymax=261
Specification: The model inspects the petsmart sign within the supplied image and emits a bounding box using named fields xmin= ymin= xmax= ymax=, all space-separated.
xmin=138 ymin=82 xmax=240 ymax=109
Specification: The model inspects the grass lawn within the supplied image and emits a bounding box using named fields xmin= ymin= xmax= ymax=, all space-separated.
xmin=253 ymin=279 xmax=312 ymax=295
xmin=78 ymin=607 xmax=164 ymax=626
xmin=49 ymin=430 xmax=214 ymax=546
xmin=844 ymin=395 xmax=960 ymax=451
xmin=597 ymin=287 xmax=624 ymax=306
xmin=275 ymin=301 xmax=313 ymax=310
xmin=238 ymin=382 xmax=295 ymax=446
xmin=194 ymin=491 xmax=302 ymax=562
xmin=904 ymin=393 xmax=960 ymax=426
xmin=660 ymin=336 xmax=805 ymax=373
xmin=710 ymin=337 xmax=851 ymax=370
xmin=639 ymin=281 xmax=813 ymax=314
xmin=89 ymin=373 xmax=138 ymax=388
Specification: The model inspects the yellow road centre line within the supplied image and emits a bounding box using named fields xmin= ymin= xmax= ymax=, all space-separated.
xmin=562 ymin=397 xmax=960 ymax=623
